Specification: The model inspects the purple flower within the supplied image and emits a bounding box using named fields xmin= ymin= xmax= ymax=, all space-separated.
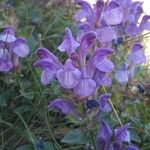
xmin=98 ymin=93 xmax=111 ymax=112
xmin=90 ymin=48 xmax=114 ymax=73
xmin=96 ymin=26 xmax=117 ymax=44
xmin=97 ymin=120 xmax=112 ymax=150
xmin=0 ymin=26 xmax=16 ymax=43
xmin=115 ymin=63 xmax=130 ymax=84
xmin=48 ymin=98 xmax=78 ymax=117
xmin=128 ymin=43 xmax=146 ymax=65
xmin=58 ymin=28 xmax=79 ymax=56
xmin=125 ymin=23 xmax=139 ymax=36
xmin=93 ymin=70 xmax=112 ymax=87
xmin=0 ymin=47 xmax=13 ymax=72
xmin=115 ymin=123 xmax=130 ymax=142
xmin=11 ymin=38 xmax=29 ymax=57
xmin=75 ymin=0 xmax=94 ymax=26
xmin=93 ymin=0 xmax=104 ymax=26
xmin=79 ymin=31 xmax=96 ymax=66
xmin=0 ymin=26 xmax=29 ymax=72
xmin=140 ymin=15 xmax=150 ymax=31
xmin=103 ymin=0 xmax=123 ymax=25
xmin=73 ymin=68 xmax=96 ymax=98
xmin=56 ymin=59 xmax=81 ymax=89
xmin=33 ymin=48 xmax=62 ymax=85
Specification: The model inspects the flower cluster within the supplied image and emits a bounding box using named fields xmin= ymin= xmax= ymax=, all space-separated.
xmin=0 ymin=26 xmax=29 ymax=72
xmin=97 ymin=120 xmax=138 ymax=150
xmin=33 ymin=0 xmax=150 ymax=149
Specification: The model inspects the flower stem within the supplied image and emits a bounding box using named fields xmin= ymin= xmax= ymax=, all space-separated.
xmin=102 ymin=86 xmax=123 ymax=126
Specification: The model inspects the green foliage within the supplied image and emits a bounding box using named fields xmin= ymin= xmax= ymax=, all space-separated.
xmin=0 ymin=0 xmax=150 ymax=150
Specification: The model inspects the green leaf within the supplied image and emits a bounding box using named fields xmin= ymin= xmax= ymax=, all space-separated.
xmin=130 ymin=130 xmax=141 ymax=143
xmin=19 ymin=90 xmax=34 ymax=100
xmin=0 ymin=95 xmax=7 ymax=107
xmin=15 ymin=144 xmax=32 ymax=150
xmin=61 ymin=129 xmax=90 ymax=144
xmin=43 ymin=141 xmax=56 ymax=150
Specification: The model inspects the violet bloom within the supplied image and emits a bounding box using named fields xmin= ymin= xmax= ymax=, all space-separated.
xmin=0 ymin=26 xmax=16 ymax=43
xmin=56 ymin=59 xmax=81 ymax=89
xmin=103 ymin=0 xmax=123 ymax=25
xmin=98 ymin=93 xmax=111 ymax=112
xmin=33 ymin=48 xmax=62 ymax=85
xmin=97 ymin=121 xmax=132 ymax=150
xmin=115 ymin=63 xmax=130 ymax=84
xmin=128 ymin=43 xmax=146 ymax=65
xmin=11 ymin=38 xmax=29 ymax=57
xmin=97 ymin=120 xmax=112 ymax=150
xmin=93 ymin=69 xmax=112 ymax=87
xmin=48 ymin=98 xmax=79 ymax=117
xmin=73 ymin=68 xmax=96 ymax=98
xmin=75 ymin=0 xmax=118 ymax=44
xmin=115 ymin=123 xmax=130 ymax=142
xmin=0 ymin=43 xmax=13 ymax=72
xmin=58 ymin=28 xmax=79 ymax=57
xmin=140 ymin=15 xmax=150 ymax=31
xmin=90 ymin=48 xmax=114 ymax=73
xmin=0 ymin=26 xmax=29 ymax=72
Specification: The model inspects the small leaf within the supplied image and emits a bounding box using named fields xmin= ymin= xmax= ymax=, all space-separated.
xmin=61 ymin=129 xmax=90 ymax=144
xmin=19 ymin=90 xmax=34 ymax=100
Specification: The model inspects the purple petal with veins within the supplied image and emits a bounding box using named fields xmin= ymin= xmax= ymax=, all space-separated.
xmin=103 ymin=0 xmax=123 ymax=25
xmin=12 ymin=38 xmax=29 ymax=57
xmin=73 ymin=68 xmax=96 ymax=98
xmin=56 ymin=59 xmax=81 ymax=89
xmin=96 ymin=26 xmax=117 ymax=43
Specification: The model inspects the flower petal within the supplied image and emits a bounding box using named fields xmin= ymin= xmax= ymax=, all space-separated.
xmin=48 ymin=98 xmax=78 ymax=117
xmin=98 ymin=93 xmax=111 ymax=112
xmin=115 ymin=63 xmax=130 ymax=84
xmin=75 ymin=0 xmax=94 ymax=25
xmin=56 ymin=59 xmax=81 ymax=89
xmin=94 ymin=0 xmax=104 ymax=24
xmin=12 ymin=38 xmax=29 ymax=57
xmin=115 ymin=123 xmax=130 ymax=142
xmin=128 ymin=43 xmax=146 ymax=65
xmin=41 ymin=70 xmax=55 ymax=85
xmin=0 ymin=48 xmax=13 ymax=72
xmin=73 ymin=68 xmax=96 ymax=98
xmin=140 ymin=15 xmax=150 ymax=31
xmin=97 ymin=26 xmax=117 ymax=43
xmin=36 ymin=48 xmax=62 ymax=67
xmin=103 ymin=0 xmax=123 ymax=25
xmin=93 ymin=70 xmax=111 ymax=87
xmin=0 ymin=26 xmax=16 ymax=43
xmin=95 ymin=58 xmax=114 ymax=72
xmin=125 ymin=23 xmax=139 ymax=36
xmin=79 ymin=31 xmax=96 ymax=59
xmin=97 ymin=120 xmax=112 ymax=143
xmin=58 ymin=28 xmax=79 ymax=56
